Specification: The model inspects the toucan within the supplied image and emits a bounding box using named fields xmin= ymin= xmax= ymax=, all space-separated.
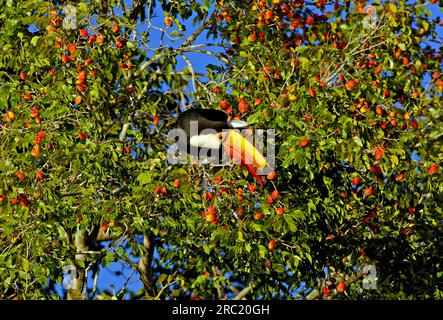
xmin=176 ymin=108 xmax=269 ymax=186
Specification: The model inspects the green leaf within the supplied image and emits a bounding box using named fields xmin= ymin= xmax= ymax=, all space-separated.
xmin=76 ymin=259 xmax=85 ymax=268
xmin=251 ymin=223 xmax=262 ymax=232
xmin=158 ymin=273 xmax=167 ymax=283
xmin=31 ymin=36 xmax=40 ymax=46
xmin=353 ymin=136 xmax=363 ymax=148
xmin=137 ymin=172 xmax=151 ymax=185
xmin=273 ymin=264 xmax=285 ymax=273
xmin=258 ymin=245 xmax=266 ymax=259
xmin=391 ymin=155 xmax=399 ymax=167
xmin=284 ymin=215 xmax=298 ymax=232
xmin=237 ymin=230 xmax=244 ymax=242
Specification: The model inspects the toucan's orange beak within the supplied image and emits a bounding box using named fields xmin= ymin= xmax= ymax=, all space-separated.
xmin=217 ymin=130 xmax=269 ymax=185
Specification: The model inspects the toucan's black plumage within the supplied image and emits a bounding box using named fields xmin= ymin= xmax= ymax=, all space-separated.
xmin=177 ymin=108 xmax=230 ymax=136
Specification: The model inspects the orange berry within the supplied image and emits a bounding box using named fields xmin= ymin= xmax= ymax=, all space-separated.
xmin=268 ymin=240 xmax=277 ymax=250
xmin=36 ymin=171 xmax=44 ymax=180
xmin=164 ymin=17 xmax=173 ymax=27
xmin=254 ymin=212 xmax=264 ymax=220
xmin=267 ymin=172 xmax=277 ymax=180
xmin=68 ymin=44 xmax=77 ymax=53
xmin=364 ymin=186 xmax=374 ymax=196
xmin=336 ymin=282 xmax=346 ymax=293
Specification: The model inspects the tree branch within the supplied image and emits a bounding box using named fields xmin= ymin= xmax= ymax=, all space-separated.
xmin=182 ymin=9 xmax=216 ymax=48
xmin=233 ymin=284 xmax=253 ymax=300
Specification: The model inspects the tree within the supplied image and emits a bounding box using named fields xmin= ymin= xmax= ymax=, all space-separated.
xmin=0 ymin=0 xmax=442 ymax=300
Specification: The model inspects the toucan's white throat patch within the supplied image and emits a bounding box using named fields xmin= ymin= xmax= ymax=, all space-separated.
xmin=190 ymin=134 xmax=222 ymax=149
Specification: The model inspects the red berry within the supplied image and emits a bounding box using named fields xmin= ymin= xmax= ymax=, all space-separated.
xmin=154 ymin=186 xmax=162 ymax=195
xmin=207 ymin=206 xmax=216 ymax=215
xmin=79 ymin=29 xmax=89 ymax=37
xmin=345 ymin=79 xmax=357 ymax=90
xmin=306 ymin=16 xmax=314 ymax=25
xmin=68 ymin=44 xmax=77 ymax=53
xmin=271 ymin=189 xmax=279 ymax=199
xmin=220 ymin=101 xmax=228 ymax=110
xmin=205 ymin=192 xmax=213 ymax=201
xmin=322 ymin=286 xmax=331 ymax=297
xmin=351 ymin=177 xmax=360 ymax=186
xmin=428 ymin=164 xmax=438 ymax=175
xmin=308 ymin=87 xmax=316 ymax=97
xmin=16 ymin=172 xmax=25 ymax=181
xmin=212 ymin=87 xmax=221 ymax=94
xmin=33 ymin=137 xmax=42 ymax=145
xmin=236 ymin=193 xmax=244 ymax=201
xmin=374 ymin=148 xmax=384 ymax=160
xmin=87 ymin=35 xmax=97 ymax=45
xmin=61 ymin=54 xmax=69 ymax=64
xmin=299 ymin=139 xmax=309 ymax=147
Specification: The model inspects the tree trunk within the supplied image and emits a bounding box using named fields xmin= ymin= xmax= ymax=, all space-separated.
xmin=67 ymin=229 xmax=89 ymax=300
xmin=138 ymin=231 xmax=156 ymax=297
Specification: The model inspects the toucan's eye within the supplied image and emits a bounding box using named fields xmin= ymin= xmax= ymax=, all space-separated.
xmin=219 ymin=135 xmax=223 ymax=140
